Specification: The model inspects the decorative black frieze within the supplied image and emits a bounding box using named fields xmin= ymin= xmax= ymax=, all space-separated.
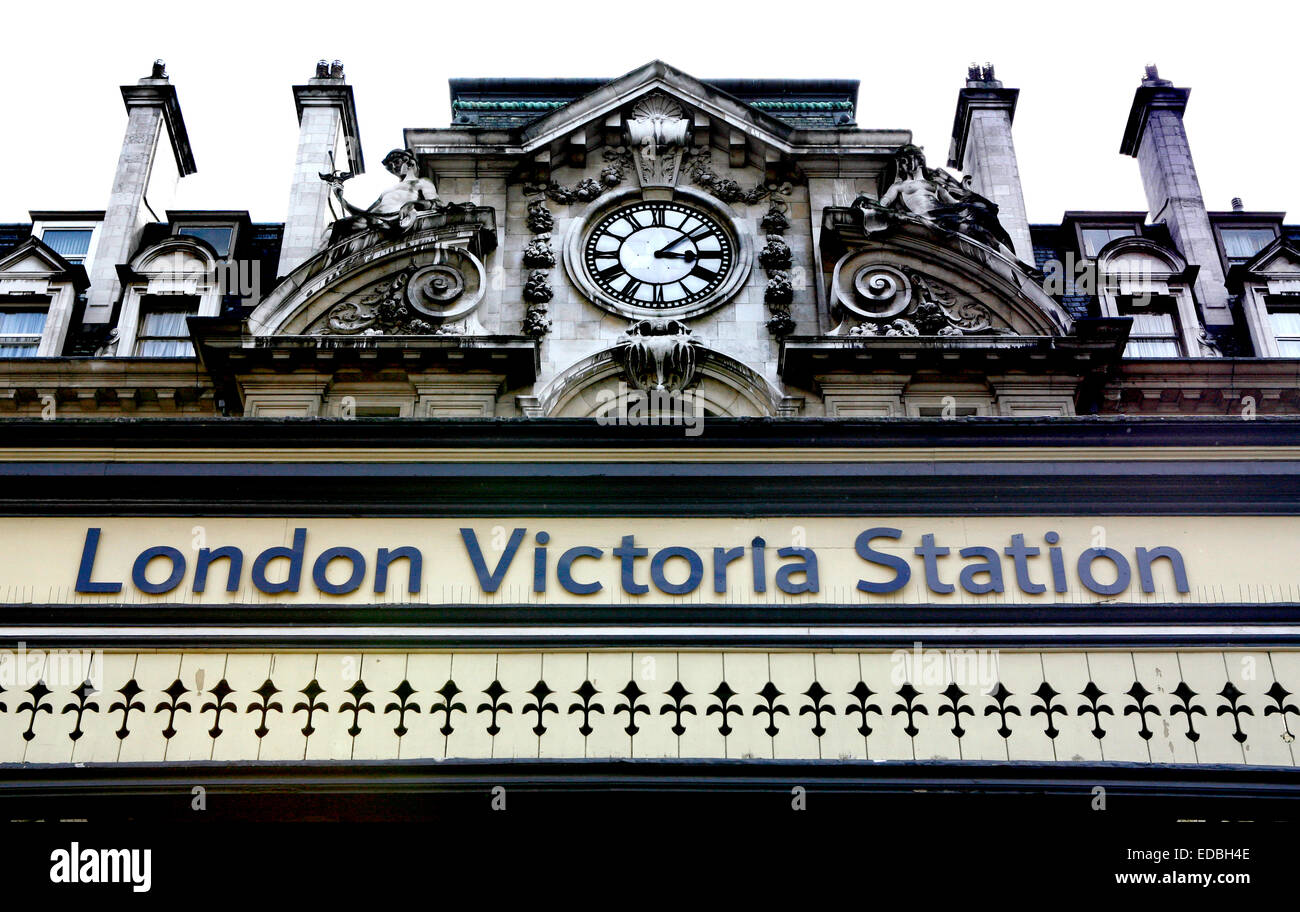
xmin=5 ymin=653 xmax=1298 ymax=766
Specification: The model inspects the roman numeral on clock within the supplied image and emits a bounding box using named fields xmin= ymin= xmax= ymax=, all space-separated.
xmin=690 ymin=264 xmax=720 ymax=282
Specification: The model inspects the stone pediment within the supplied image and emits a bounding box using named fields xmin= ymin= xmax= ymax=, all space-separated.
xmin=0 ymin=238 xmax=81 ymax=280
xmin=515 ymin=60 xmax=799 ymax=154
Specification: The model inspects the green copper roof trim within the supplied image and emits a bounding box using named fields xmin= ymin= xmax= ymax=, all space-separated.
xmin=452 ymin=99 xmax=854 ymax=113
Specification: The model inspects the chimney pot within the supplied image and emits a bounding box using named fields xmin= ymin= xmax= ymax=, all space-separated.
xmin=330 ymin=60 xmax=344 ymax=79
xmin=1232 ymin=197 xmax=1244 ymax=212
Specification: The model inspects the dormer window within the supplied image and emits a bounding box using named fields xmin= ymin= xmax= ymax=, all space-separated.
xmin=1220 ymin=227 xmax=1277 ymax=263
xmin=176 ymin=226 xmax=233 ymax=257
xmin=40 ymin=229 xmax=93 ymax=265
xmin=1080 ymin=226 xmax=1137 ymax=258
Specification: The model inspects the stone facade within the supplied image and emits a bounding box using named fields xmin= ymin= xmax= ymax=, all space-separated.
xmin=2 ymin=59 xmax=1299 ymax=420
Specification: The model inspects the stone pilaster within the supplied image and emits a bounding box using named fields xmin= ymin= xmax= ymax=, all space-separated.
xmin=948 ymin=64 xmax=1035 ymax=265
xmin=84 ymin=61 xmax=196 ymax=324
xmin=279 ymin=61 xmax=364 ymax=277
xmin=1120 ymin=66 xmax=1229 ymax=322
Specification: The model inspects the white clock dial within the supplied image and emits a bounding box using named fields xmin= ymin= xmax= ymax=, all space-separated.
xmin=583 ymin=201 xmax=734 ymax=309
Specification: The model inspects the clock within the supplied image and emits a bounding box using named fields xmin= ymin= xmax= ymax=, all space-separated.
xmin=581 ymin=200 xmax=735 ymax=310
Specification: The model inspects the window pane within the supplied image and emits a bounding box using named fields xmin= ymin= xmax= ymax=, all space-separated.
xmin=41 ymin=228 xmax=93 ymax=259
xmin=1278 ymin=339 xmax=1300 ymax=357
xmin=177 ymin=226 xmax=232 ymax=257
xmin=0 ymin=311 xmax=47 ymax=335
xmin=1268 ymin=310 xmax=1300 ymax=338
xmin=1129 ymin=312 xmax=1175 ymax=335
xmin=1222 ymin=228 xmax=1275 ymax=260
xmin=1125 ymin=339 xmax=1180 ymax=358
xmin=1082 ymin=226 xmax=1136 ymax=257
xmin=137 ymin=339 xmax=195 ymax=357
xmin=140 ymin=310 xmax=189 ymax=338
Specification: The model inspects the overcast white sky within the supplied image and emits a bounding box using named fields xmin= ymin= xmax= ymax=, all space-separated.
xmin=2 ymin=0 xmax=1295 ymax=225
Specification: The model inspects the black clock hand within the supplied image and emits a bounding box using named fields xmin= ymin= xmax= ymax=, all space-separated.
xmin=652 ymin=250 xmax=697 ymax=261
xmin=654 ymin=234 xmax=691 ymax=257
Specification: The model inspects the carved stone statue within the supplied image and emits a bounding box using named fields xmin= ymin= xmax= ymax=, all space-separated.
xmin=853 ymin=144 xmax=1018 ymax=258
xmin=325 ymin=149 xmax=444 ymax=239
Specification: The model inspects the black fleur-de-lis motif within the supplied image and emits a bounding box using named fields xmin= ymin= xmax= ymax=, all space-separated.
xmin=1077 ymin=681 xmax=1113 ymax=740
xmin=341 ymin=680 xmax=375 ymax=737
xmin=523 ymin=680 xmax=558 ymax=736
xmin=846 ymin=681 xmax=881 ymax=736
xmin=892 ymin=683 xmax=927 ymax=738
xmin=0 ymin=682 xmax=7 ymax=713
xmin=384 ymin=680 xmax=420 ymax=737
xmin=984 ymin=682 xmax=1020 ymax=739
xmin=707 ymin=682 xmax=742 ymax=736
xmin=660 ymin=681 xmax=695 ymax=736
xmin=430 ymin=680 xmax=466 ymax=736
xmin=752 ymin=681 xmax=789 ymax=737
xmin=1124 ymin=681 xmax=1160 ymax=741
xmin=19 ymin=681 xmax=52 ymax=742
xmin=1264 ymin=680 xmax=1299 ymax=739
xmin=293 ymin=679 xmax=328 ymax=737
xmin=154 ymin=678 xmax=191 ymax=740
xmin=62 ymin=680 xmax=99 ymax=742
xmin=568 ymin=680 xmax=604 ymax=736
xmin=799 ymin=681 xmax=835 ymax=738
xmin=938 ymin=683 xmax=973 ymax=738
xmin=1216 ymin=682 xmax=1253 ymax=745
xmin=202 ymin=679 xmax=236 ymax=738
xmin=1030 ymin=682 xmax=1065 ymax=740
xmin=614 ymin=681 xmax=649 ymax=736
xmin=246 ymin=679 xmax=283 ymax=739
xmin=1170 ymin=681 xmax=1205 ymax=743
xmin=110 ymin=679 xmax=145 ymax=740
xmin=477 ymin=680 xmax=512 ymax=736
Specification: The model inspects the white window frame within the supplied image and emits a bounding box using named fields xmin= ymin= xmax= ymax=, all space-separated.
xmin=31 ymin=219 xmax=101 ymax=272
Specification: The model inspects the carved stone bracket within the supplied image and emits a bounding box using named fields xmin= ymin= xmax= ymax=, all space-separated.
xmin=625 ymin=93 xmax=691 ymax=189
xmin=614 ymin=318 xmax=700 ymax=391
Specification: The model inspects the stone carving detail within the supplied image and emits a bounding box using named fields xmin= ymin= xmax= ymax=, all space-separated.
xmin=615 ymin=318 xmax=700 ymax=391
xmin=626 ymin=93 xmax=692 ymax=189
xmin=316 ymin=266 xmax=435 ymax=335
xmin=522 ymin=299 xmax=551 ymax=340
xmin=758 ymin=235 xmax=793 ymax=271
xmin=685 ymin=150 xmax=775 ymax=205
xmin=526 ymin=198 xmax=554 ymax=234
xmin=764 ymin=271 xmax=796 ymax=337
xmin=851 ymin=143 xmax=1018 ymax=259
xmin=310 ymin=249 xmax=486 ymax=336
xmin=531 ymin=147 xmax=634 ymax=205
xmin=521 ymin=269 xmax=553 ymax=340
xmin=522 ymin=236 xmax=556 ymax=268
xmin=522 ymin=269 xmax=553 ymax=304
xmin=833 ymin=263 xmax=998 ymax=337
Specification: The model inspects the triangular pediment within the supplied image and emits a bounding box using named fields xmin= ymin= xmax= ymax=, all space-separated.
xmin=0 ymin=238 xmax=77 ymax=278
xmin=517 ymin=60 xmax=798 ymax=154
xmin=1241 ymin=237 xmax=1300 ymax=275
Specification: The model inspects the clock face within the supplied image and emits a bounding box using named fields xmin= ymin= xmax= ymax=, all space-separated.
xmin=583 ymin=200 xmax=734 ymax=310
